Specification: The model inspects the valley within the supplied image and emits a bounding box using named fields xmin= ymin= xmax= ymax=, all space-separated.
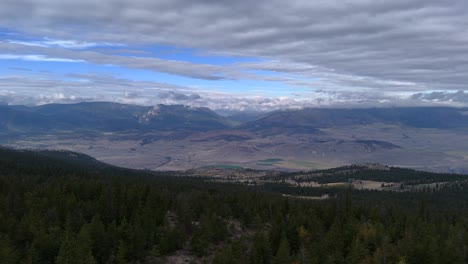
xmin=4 ymin=124 xmax=468 ymax=173
xmin=4 ymin=2 xmax=468 ymax=262
xmin=3 ymin=103 xmax=468 ymax=173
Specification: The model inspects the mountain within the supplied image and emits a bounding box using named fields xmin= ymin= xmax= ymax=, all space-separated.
xmin=0 ymin=102 xmax=232 ymax=134
xmin=0 ymin=105 xmax=55 ymax=134
xmin=33 ymin=102 xmax=148 ymax=131
xmin=216 ymin=110 xmax=269 ymax=124
xmin=138 ymin=104 xmax=232 ymax=130
xmin=240 ymin=107 xmax=468 ymax=133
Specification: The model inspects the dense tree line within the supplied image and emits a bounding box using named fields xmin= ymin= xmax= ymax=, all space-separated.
xmin=284 ymin=166 xmax=468 ymax=185
xmin=0 ymin=148 xmax=467 ymax=263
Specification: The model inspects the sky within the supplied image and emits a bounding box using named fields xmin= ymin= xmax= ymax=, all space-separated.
xmin=0 ymin=0 xmax=468 ymax=111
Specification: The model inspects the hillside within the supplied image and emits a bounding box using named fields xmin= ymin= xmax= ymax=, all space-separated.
xmin=0 ymin=147 xmax=467 ymax=263
xmin=0 ymin=146 xmax=113 ymax=171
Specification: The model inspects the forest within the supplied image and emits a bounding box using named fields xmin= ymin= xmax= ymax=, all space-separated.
xmin=0 ymin=147 xmax=467 ymax=263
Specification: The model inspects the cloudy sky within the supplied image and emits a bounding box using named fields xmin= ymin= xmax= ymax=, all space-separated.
xmin=1 ymin=0 xmax=467 ymax=111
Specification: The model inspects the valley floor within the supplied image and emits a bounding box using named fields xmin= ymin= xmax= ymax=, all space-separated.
xmin=5 ymin=124 xmax=468 ymax=173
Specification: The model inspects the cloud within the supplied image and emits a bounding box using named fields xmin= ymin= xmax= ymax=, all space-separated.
xmin=0 ymin=41 xmax=426 ymax=93
xmin=1 ymin=0 xmax=467 ymax=92
xmin=8 ymin=38 xmax=121 ymax=49
xmin=158 ymin=91 xmax=202 ymax=101
xmin=0 ymin=73 xmax=313 ymax=109
xmin=411 ymin=90 xmax=468 ymax=105
xmin=7 ymin=40 xmax=49 ymax=48
xmin=0 ymin=72 xmax=461 ymax=111
xmin=0 ymin=73 xmax=202 ymax=106
xmin=1 ymin=0 xmax=468 ymax=109
xmin=0 ymin=41 xmax=240 ymax=80
xmin=0 ymin=54 xmax=84 ymax=63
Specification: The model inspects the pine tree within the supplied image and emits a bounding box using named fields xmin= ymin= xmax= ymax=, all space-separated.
xmin=275 ymin=234 xmax=290 ymax=264
xmin=0 ymin=236 xmax=19 ymax=264
xmin=56 ymin=233 xmax=96 ymax=264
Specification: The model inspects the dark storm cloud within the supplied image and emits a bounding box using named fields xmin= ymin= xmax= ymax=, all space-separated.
xmin=1 ymin=0 xmax=468 ymax=106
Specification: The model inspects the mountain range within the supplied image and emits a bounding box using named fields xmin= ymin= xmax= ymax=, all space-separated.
xmin=0 ymin=102 xmax=231 ymax=134
xmin=2 ymin=102 xmax=468 ymax=173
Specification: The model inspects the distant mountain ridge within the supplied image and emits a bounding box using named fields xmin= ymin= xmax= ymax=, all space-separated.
xmin=0 ymin=102 xmax=232 ymax=134
xmin=241 ymin=107 xmax=468 ymax=133
xmin=3 ymin=103 xmax=468 ymax=136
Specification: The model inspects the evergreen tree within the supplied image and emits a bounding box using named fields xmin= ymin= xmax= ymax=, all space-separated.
xmin=275 ymin=234 xmax=290 ymax=264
